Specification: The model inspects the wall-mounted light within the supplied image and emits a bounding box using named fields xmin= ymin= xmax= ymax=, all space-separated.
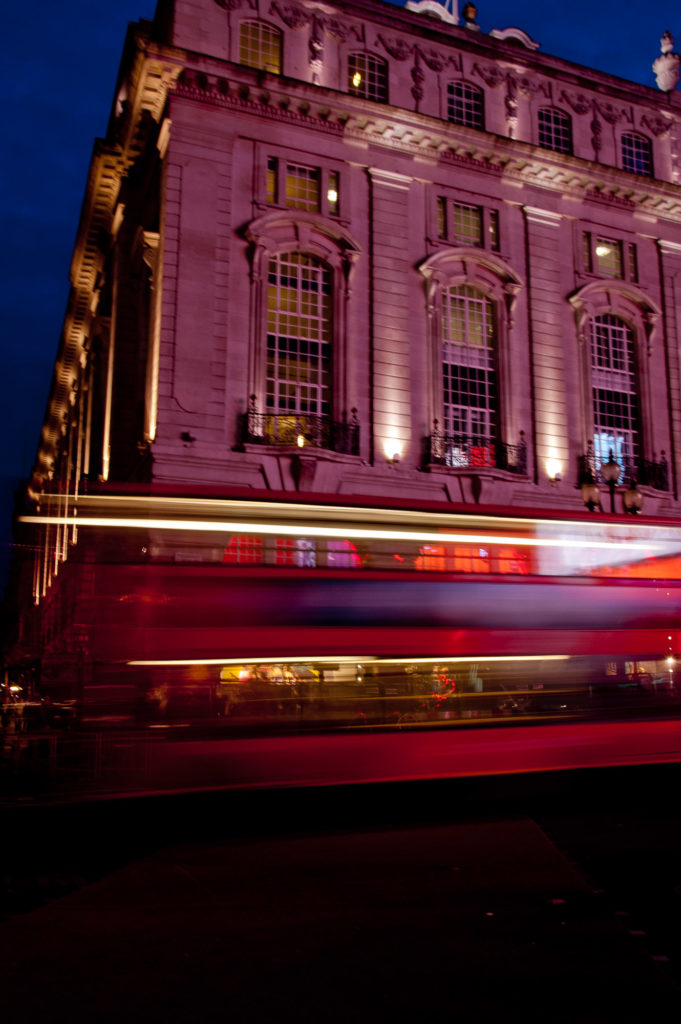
xmin=385 ymin=441 xmax=402 ymax=465
xmin=546 ymin=459 xmax=562 ymax=484
xmin=297 ymin=434 xmax=306 ymax=448
xmin=327 ymin=188 xmax=338 ymax=205
xmin=352 ymin=71 xmax=362 ymax=88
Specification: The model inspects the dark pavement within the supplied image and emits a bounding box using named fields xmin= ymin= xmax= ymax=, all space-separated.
xmin=2 ymin=770 xmax=681 ymax=1022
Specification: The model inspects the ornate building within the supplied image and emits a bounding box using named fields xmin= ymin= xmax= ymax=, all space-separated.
xmin=10 ymin=0 xmax=681 ymax=697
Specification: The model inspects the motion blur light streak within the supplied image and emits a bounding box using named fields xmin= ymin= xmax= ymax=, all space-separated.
xmin=18 ymin=513 xmax=662 ymax=554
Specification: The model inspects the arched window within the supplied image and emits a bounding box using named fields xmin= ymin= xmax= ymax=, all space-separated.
xmin=538 ymin=107 xmax=572 ymax=154
xmin=348 ymin=52 xmax=388 ymax=103
xmin=590 ymin=314 xmax=640 ymax=479
xmin=442 ymin=284 xmax=498 ymax=465
xmin=244 ymin=212 xmax=362 ymax=456
xmin=239 ymin=20 xmax=282 ymax=74
xmin=266 ymin=252 xmax=333 ymax=436
xmin=447 ymin=82 xmax=484 ymax=130
xmin=420 ymin=251 xmax=524 ymax=473
xmin=621 ymin=132 xmax=653 ymax=176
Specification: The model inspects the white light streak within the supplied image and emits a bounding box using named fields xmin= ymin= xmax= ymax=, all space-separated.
xmin=17 ymin=514 xmax=661 ymax=553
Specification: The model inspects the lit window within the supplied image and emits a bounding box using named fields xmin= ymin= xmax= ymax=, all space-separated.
xmin=266 ymin=252 xmax=332 ymax=424
xmin=266 ymin=157 xmax=278 ymax=204
xmin=327 ymin=170 xmax=339 ymax=215
xmin=442 ymin=285 xmax=497 ymax=464
xmin=537 ymin=107 xmax=572 ymax=154
xmin=285 ymin=163 xmax=321 ymax=212
xmin=621 ymin=132 xmax=653 ymax=176
xmin=239 ymin=20 xmax=282 ymax=74
xmin=447 ymin=82 xmax=484 ymax=130
xmin=595 ymin=238 xmax=623 ymax=278
xmin=590 ymin=314 xmax=639 ymax=481
xmin=583 ymin=233 xmax=637 ymax=281
xmin=348 ymin=53 xmax=388 ymax=103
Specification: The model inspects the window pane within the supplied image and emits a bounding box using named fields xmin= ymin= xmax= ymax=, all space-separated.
xmin=266 ymin=157 xmax=277 ymax=203
xmin=442 ymin=285 xmax=497 ymax=449
xmin=327 ymin=170 xmax=339 ymax=215
xmin=538 ymin=108 xmax=572 ymax=154
xmin=595 ymin=238 xmax=623 ymax=278
xmin=590 ymin=314 xmax=639 ymax=479
xmin=348 ymin=53 xmax=388 ymax=103
xmin=452 ymin=203 xmax=482 ymax=246
xmin=285 ymin=163 xmax=321 ymax=212
xmin=266 ymin=253 xmax=332 ymax=426
xmin=447 ymin=83 xmax=484 ymax=130
xmin=239 ymin=21 xmax=282 ymax=74
xmin=621 ymin=133 xmax=652 ymax=176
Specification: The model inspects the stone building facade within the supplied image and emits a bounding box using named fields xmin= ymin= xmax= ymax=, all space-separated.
xmin=12 ymin=0 xmax=681 ymax=690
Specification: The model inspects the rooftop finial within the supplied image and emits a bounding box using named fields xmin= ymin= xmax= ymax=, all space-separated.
xmin=653 ymin=31 xmax=681 ymax=92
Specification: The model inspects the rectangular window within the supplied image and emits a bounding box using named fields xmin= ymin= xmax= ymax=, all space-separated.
xmin=453 ymin=203 xmax=483 ymax=247
xmin=266 ymin=157 xmax=278 ymax=204
xmin=285 ymin=163 xmax=321 ymax=212
xmin=437 ymin=198 xmax=499 ymax=251
xmin=437 ymin=197 xmax=447 ymax=239
xmin=488 ymin=210 xmax=500 ymax=253
xmin=595 ymin=237 xmax=623 ymax=278
xmin=583 ymin=232 xmax=636 ymax=282
xmin=327 ymin=170 xmax=339 ymax=215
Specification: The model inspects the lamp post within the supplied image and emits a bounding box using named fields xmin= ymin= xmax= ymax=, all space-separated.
xmin=601 ymin=450 xmax=621 ymax=514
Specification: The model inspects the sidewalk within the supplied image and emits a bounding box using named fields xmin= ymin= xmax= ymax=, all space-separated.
xmin=1 ymin=812 xmax=679 ymax=1022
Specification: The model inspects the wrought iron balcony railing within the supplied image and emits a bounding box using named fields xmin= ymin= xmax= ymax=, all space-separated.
xmin=424 ymin=426 xmax=527 ymax=475
xmin=240 ymin=398 xmax=360 ymax=456
xmin=578 ymin=447 xmax=669 ymax=492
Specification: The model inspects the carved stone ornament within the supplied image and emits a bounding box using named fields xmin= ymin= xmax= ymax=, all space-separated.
xmin=653 ymin=31 xmax=681 ymax=92
xmin=377 ymin=35 xmax=413 ymax=61
xmin=594 ymin=101 xmax=625 ymax=126
xmin=419 ymin=46 xmax=449 ymax=72
xmin=641 ymin=113 xmax=674 ymax=138
xmin=473 ymin=63 xmax=506 ymax=89
xmin=270 ymin=1 xmax=310 ymax=30
xmin=214 ymin=0 xmax=253 ymax=9
xmin=560 ymin=91 xmax=592 ymax=116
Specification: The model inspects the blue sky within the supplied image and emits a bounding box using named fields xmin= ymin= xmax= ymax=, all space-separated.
xmin=0 ymin=0 xmax=678 ymax=582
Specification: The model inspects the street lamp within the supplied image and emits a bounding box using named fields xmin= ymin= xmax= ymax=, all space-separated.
xmin=622 ymin=479 xmax=644 ymax=515
xmin=581 ymin=471 xmax=601 ymax=512
xmin=601 ymin=450 xmax=621 ymax=514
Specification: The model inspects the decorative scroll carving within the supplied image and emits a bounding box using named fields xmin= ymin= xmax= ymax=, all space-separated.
xmin=594 ymin=100 xmax=626 ymax=125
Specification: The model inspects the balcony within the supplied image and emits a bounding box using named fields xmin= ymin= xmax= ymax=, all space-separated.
xmin=240 ymin=399 xmax=360 ymax=456
xmin=423 ymin=427 xmax=527 ymax=475
xmin=578 ymin=448 xmax=669 ymax=491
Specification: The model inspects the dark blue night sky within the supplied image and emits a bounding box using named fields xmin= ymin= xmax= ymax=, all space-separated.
xmin=1 ymin=0 xmax=678 ymax=583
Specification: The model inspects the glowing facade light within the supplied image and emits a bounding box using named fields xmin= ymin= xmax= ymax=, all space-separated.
xmin=297 ymin=434 xmax=305 ymax=448
xmin=327 ymin=188 xmax=338 ymax=204
xmin=352 ymin=71 xmax=362 ymax=87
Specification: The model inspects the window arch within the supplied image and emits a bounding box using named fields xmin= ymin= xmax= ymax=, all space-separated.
xmin=348 ymin=52 xmax=388 ymax=103
xmin=570 ymin=281 xmax=664 ymax=487
xmin=447 ymin=82 xmax=485 ymax=130
xmin=621 ymin=132 xmax=653 ymax=176
xmin=245 ymin=212 xmax=361 ymax=455
xmin=239 ymin=20 xmax=282 ymax=74
xmin=420 ymin=251 xmax=524 ymax=472
xmin=537 ymin=107 xmax=572 ymax=154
